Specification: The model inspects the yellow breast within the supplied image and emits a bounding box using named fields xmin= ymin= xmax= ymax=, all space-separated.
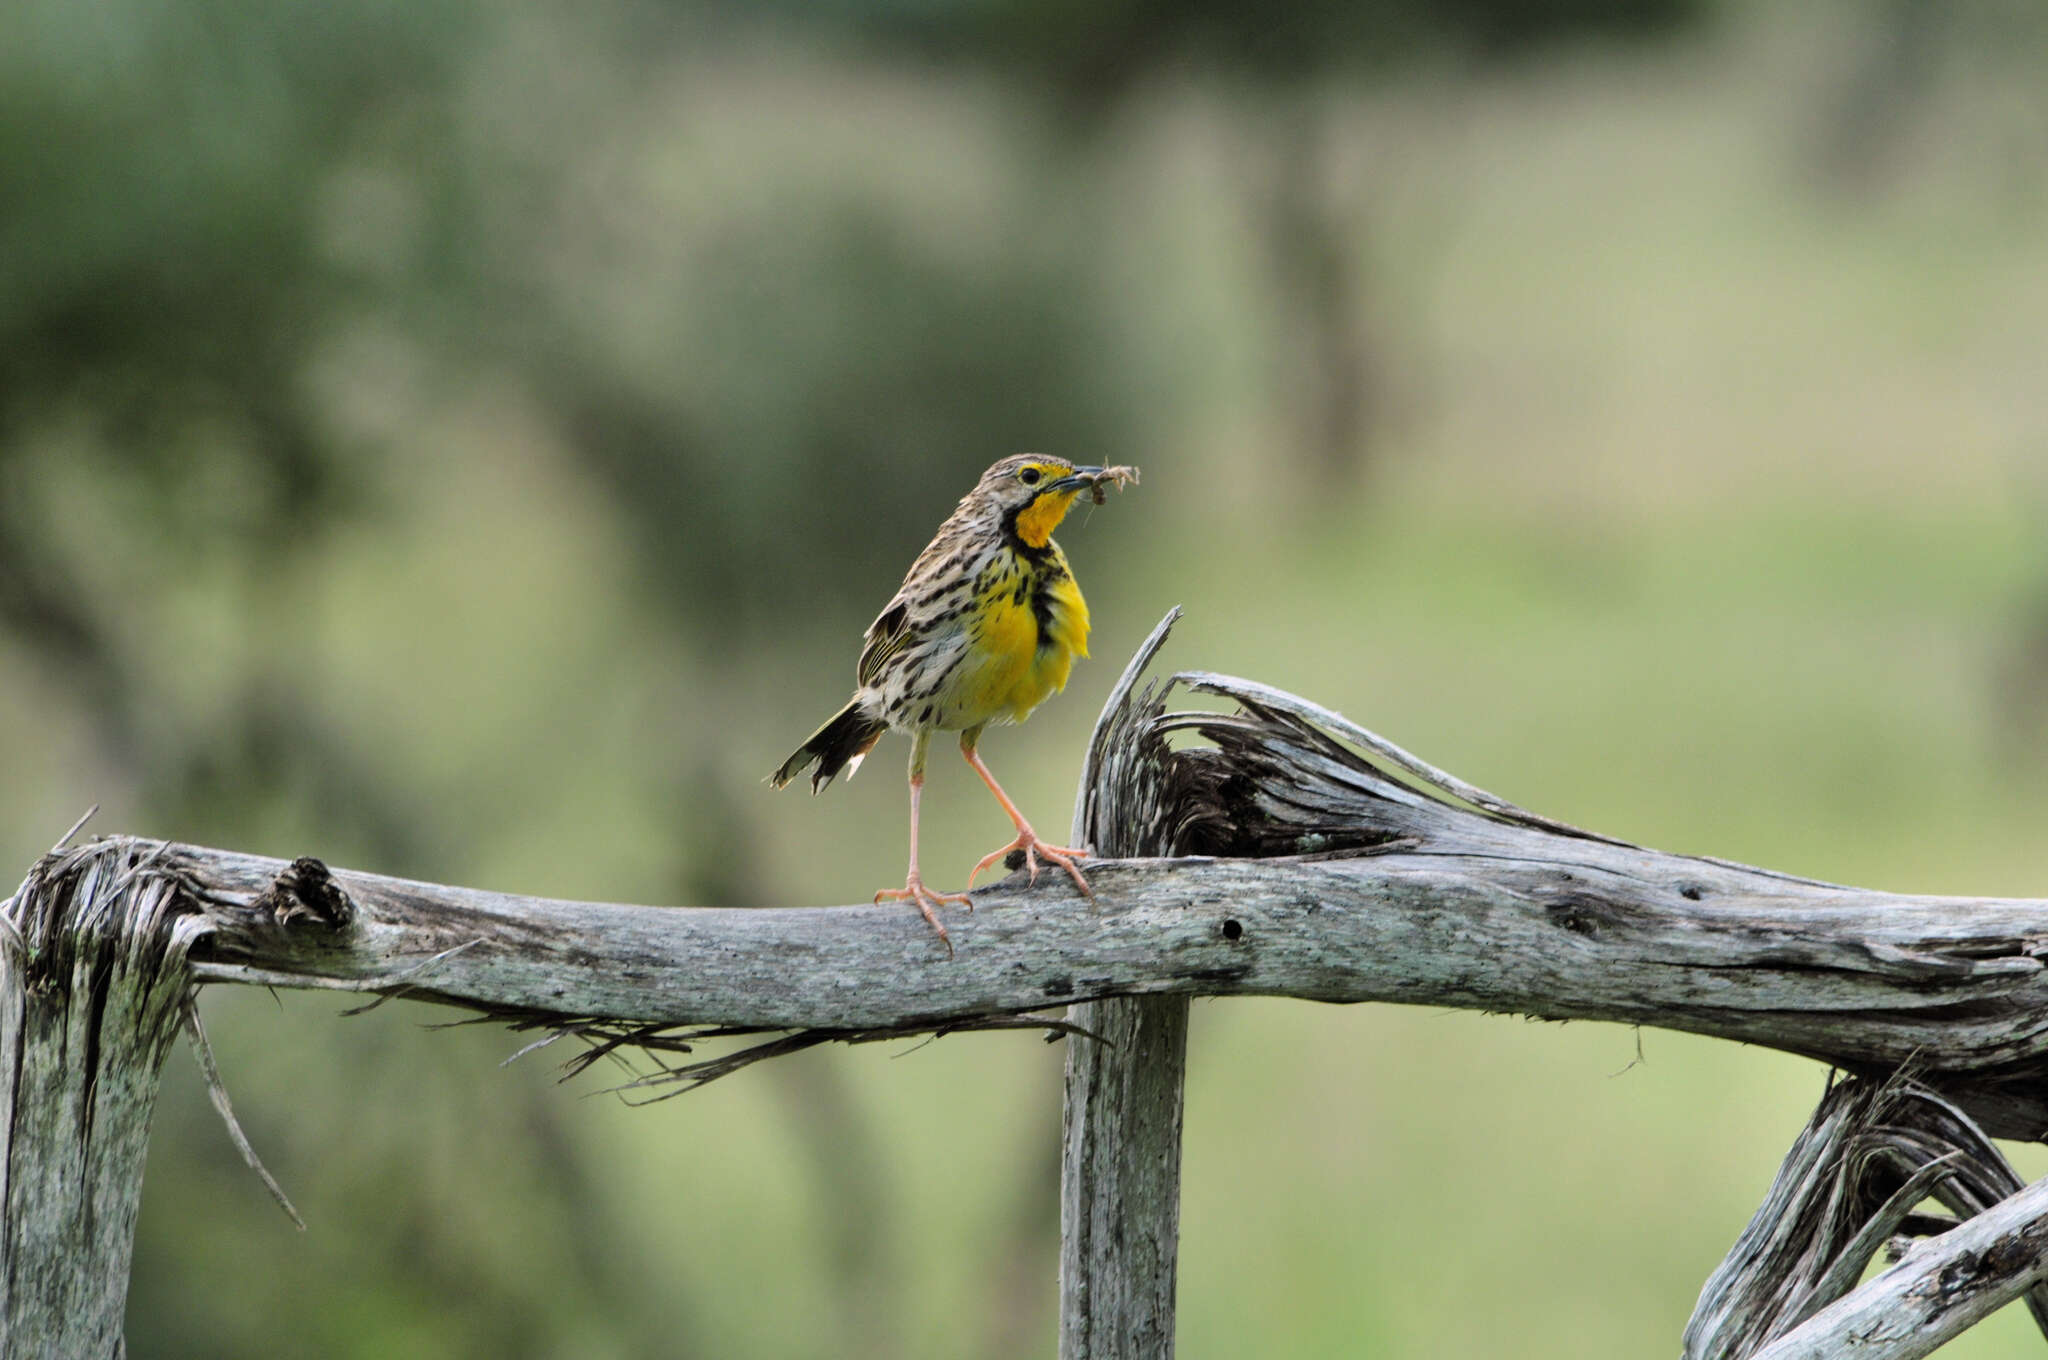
xmin=954 ymin=549 xmax=1090 ymax=727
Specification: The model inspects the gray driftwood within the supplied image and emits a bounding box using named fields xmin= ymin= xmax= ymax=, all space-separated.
xmin=11 ymin=610 xmax=2048 ymax=1357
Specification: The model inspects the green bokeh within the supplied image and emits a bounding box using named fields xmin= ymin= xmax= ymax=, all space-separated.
xmin=6 ymin=0 xmax=2048 ymax=1355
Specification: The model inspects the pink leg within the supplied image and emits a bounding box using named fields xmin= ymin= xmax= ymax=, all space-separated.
xmin=961 ymin=734 xmax=1091 ymax=895
xmin=875 ymin=749 xmax=970 ymax=953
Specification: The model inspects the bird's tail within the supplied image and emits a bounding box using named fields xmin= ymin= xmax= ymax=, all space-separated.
xmin=770 ymin=698 xmax=888 ymax=794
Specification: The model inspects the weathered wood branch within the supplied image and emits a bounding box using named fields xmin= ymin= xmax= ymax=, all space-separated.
xmin=1748 ymin=1165 xmax=2048 ymax=1359
xmin=6 ymin=656 xmax=2045 ymax=1124
xmin=1684 ymin=1075 xmax=2048 ymax=1359
xmin=111 ymin=835 xmax=2042 ymax=1094
xmin=74 ymin=661 xmax=2046 ymax=1135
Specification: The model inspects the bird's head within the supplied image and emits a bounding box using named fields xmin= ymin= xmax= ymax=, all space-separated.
xmin=972 ymin=455 xmax=1138 ymax=549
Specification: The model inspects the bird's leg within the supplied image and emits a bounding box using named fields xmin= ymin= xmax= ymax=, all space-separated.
xmin=961 ymin=728 xmax=1091 ymax=894
xmin=874 ymin=730 xmax=970 ymax=951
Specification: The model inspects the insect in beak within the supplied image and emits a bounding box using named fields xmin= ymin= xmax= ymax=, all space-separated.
xmin=1050 ymin=465 xmax=1140 ymax=504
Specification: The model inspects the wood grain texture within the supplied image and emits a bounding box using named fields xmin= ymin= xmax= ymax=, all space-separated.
xmin=1683 ymin=1076 xmax=2048 ymax=1359
xmin=1061 ymin=609 xmax=1191 ymax=1360
xmin=2 ymin=836 xmax=206 ymax=1358
xmin=1746 ymin=1169 xmax=2048 ymax=1360
xmin=151 ymin=782 xmax=2048 ymax=1137
xmin=1060 ymin=995 xmax=1187 ymax=1360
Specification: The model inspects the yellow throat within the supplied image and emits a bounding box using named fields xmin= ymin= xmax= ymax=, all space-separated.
xmin=1014 ymin=488 xmax=1080 ymax=548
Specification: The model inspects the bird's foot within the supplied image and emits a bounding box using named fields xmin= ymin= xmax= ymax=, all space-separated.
xmin=875 ymin=875 xmax=973 ymax=955
xmin=969 ymin=829 xmax=1091 ymax=895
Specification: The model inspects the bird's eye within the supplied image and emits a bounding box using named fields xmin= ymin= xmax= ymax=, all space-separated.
xmin=1019 ymin=467 xmax=1042 ymax=486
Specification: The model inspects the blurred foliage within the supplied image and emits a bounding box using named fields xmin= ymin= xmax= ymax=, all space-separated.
xmin=741 ymin=0 xmax=1714 ymax=482
xmin=782 ymin=0 xmax=1709 ymax=102
xmin=3 ymin=0 xmax=2048 ymax=1355
xmin=0 ymin=0 xmax=464 ymax=535
xmin=532 ymin=198 xmax=1137 ymax=637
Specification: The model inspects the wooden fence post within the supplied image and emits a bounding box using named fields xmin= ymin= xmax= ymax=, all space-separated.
xmin=1060 ymin=611 xmax=1191 ymax=1359
xmin=1 ymin=832 xmax=201 ymax=1360
xmin=1059 ymin=996 xmax=1189 ymax=1359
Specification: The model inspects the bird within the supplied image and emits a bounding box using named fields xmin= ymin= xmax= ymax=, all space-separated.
xmin=770 ymin=455 xmax=1139 ymax=952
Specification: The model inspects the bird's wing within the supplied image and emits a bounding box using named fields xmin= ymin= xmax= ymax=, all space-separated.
xmin=856 ymin=598 xmax=912 ymax=689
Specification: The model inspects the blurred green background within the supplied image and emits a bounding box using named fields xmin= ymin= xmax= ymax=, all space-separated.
xmin=6 ymin=0 xmax=2048 ymax=1354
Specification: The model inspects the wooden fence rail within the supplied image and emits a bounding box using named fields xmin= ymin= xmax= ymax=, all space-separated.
xmin=7 ymin=609 xmax=2048 ymax=1357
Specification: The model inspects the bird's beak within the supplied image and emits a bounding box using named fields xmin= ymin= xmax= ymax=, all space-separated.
xmin=1048 ymin=466 xmax=1107 ymax=493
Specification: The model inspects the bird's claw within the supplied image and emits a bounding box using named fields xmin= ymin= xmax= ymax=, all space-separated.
xmin=969 ymin=832 xmax=1092 ymax=895
xmin=875 ymin=875 xmax=973 ymax=955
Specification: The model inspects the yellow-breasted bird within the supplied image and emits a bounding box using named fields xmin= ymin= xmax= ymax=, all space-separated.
xmin=771 ymin=455 xmax=1139 ymax=951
